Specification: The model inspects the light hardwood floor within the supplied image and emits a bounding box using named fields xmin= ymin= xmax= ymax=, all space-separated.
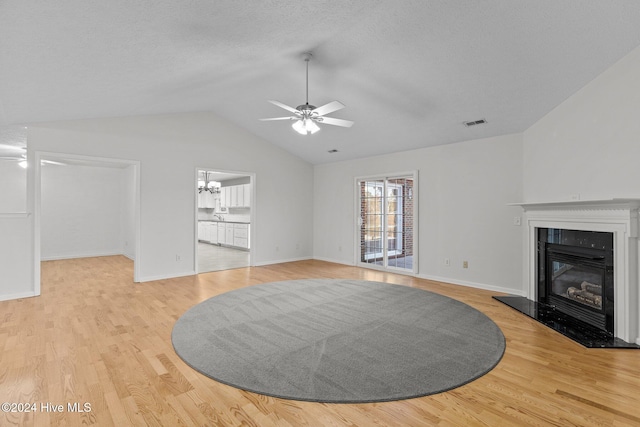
xmin=1 ymin=256 xmax=639 ymax=426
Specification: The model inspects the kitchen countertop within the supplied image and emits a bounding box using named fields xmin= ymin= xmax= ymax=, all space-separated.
xmin=199 ymin=220 xmax=250 ymax=225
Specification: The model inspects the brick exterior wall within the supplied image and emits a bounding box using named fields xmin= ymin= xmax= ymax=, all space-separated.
xmin=403 ymin=179 xmax=414 ymax=257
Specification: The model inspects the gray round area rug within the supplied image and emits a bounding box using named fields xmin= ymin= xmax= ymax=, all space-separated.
xmin=172 ymin=279 xmax=505 ymax=403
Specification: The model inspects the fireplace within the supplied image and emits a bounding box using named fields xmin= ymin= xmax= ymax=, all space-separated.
xmin=537 ymin=228 xmax=614 ymax=336
xmin=495 ymin=199 xmax=640 ymax=348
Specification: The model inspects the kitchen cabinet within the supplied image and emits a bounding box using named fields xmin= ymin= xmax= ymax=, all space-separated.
xmin=242 ymin=184 xmax=251 ymax=207
xmin=217 ymin=222 xmax=226 ymax=245
xmin=200 ymin=221 xmax=250 ymax=248
xmin=233 ymin=223 xmax=250 ymax=249
xmin=198 ymin=191 xmax=215 ymax=208
xmin=198 ymin=222 xmax=218 ymax=243
xmin=220 ymin=184 xmax=251 ymax=208
xmin=225 ymin=224 xmax=234 ymax=245
xmin=230 ymin=186 xmax=237 ymax=207
xmin=208 ymin=223 xmax=218 ymax=244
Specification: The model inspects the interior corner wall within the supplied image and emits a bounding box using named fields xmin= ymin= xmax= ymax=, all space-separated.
xmin=41 ymin=164 xmax=125 ymax=260
xmin=24 ymin=111 xmax=313 ymax=283
xmin=522 ymin=44 xmax=640 ymax=201
xmin=313 ymin=133 xmax=524 ymax=294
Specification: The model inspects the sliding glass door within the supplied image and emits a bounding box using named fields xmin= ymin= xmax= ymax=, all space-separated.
xmin=357 ymin=174 xmax=416 ymax=273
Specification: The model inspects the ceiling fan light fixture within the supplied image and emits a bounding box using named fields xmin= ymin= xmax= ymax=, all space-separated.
xmin=292 ymin=120 xmax=307 ymax=135
xmin=305 ymin=119 xmax=320 ymax=134
xmin=292 ymin=118 xmax=321 ymax=135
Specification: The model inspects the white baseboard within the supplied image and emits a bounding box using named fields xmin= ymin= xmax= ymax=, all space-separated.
xmin=253 ymin=256 xmax=313 ymax=267
xmin=311 ymin=256 xmax=355 ymax=266
xmin=41 ymin=251 xmax=123 ymax=261
xmin=311 ymin=257 xmax=524 ymax=296
xmin=416 ymin=273 xmax=525 ymax=296
xmin=137 ymin=270 xmax=197 ymax=283
xmin=0 ymin=291 xmax=38 ymax=302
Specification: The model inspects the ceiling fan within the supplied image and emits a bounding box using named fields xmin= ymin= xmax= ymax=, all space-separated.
xmin=260 ymin=52 xmax=354 ymax=135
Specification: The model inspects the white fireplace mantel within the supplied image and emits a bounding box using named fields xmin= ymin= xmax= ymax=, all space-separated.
xmin=512 ymin=199 xmax=640 ymax=344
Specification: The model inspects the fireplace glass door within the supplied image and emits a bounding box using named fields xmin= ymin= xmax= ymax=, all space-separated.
xmin=550 ymin=260 xmax=604 ymax=311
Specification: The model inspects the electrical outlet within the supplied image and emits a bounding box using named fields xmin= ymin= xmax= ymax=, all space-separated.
xmin=513 ymin=216 xmax=521 ymax=226
xmin=176 ymin=254 xmax=181 ymax=262
xmin=463 ymin=260 xmax=469 ymax=268
xmin=570 ymin=194 xmax=580 ymax=201
xmin=444 ymin=258 xmax=450 ymax=267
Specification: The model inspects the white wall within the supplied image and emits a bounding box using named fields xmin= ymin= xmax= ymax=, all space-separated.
xmin=313 ymin=133 xmax=524 ymax=294
xmin=0 ymin=155 xmax=30 ymax=299
xmin=0 ymin=161 xmax=27 ymax=212
xmin=41 ymin=163 xmax=126 ymax=260
xmin=0 ymin=214 xmax=32 ymax=300
xmin=523 ymin=44 xmax=640 ymax=201
xmin=122 ymin=164 xmax=136 ymax=260
xmin=21 ymin=111 xmax=313 ymax=285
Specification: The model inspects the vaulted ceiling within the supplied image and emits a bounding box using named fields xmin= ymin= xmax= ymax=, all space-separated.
xmin=2 ymin=1 xmax=640 ymax=164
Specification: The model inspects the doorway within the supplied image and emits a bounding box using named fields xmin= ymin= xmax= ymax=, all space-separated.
xmin=195 ymin=169 xmax=254 ymax=273
xmin=34 ymin=152 xmax=141 ymax=293
xmin=356 ymin=173 xmax=417 ymax=273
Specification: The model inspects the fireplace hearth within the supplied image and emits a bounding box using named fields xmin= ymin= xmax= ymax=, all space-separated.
xmin=493 ymin=295 xmax=637 ymax=348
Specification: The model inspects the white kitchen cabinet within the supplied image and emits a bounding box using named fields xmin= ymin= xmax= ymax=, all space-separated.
xmin=198 ymin=191 xmax=215 ymax=208
xmin=217 ymin=222 xmax=226 ymax=244
xmin=225 ymin=225 xmax=234 ymax=245
xmin=220 ymin=187 xmax=231 ymax=208
xmin=230 ymin=186 xmax=237 ymax=207
xmin=233 ymin=223 xmax=250 ymax=249
xmin=242 ymin=184 xmax=250 ymax=208
xmin=198 ymin=222 xmax=218 ymax=243
xmin=208 ymin=223 xmax=218 ymax=244
xmin=236 ymin=186 xmax=242 ymax=207
xmin=219 ymin=184 xmax=251 ymax=208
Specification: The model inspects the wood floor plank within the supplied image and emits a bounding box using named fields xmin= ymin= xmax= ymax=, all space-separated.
xmin=1 ymin=256 xmax=639 ymax=426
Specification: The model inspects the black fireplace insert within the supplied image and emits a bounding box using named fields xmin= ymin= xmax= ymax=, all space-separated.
xmin=538 ymin=228 xmax=614 ymax=335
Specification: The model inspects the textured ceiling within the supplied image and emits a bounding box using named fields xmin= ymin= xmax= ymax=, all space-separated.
xmin=2 ymin=1 xmax=640 ymax=164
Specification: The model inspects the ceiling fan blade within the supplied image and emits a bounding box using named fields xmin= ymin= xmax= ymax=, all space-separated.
xmin=268 ymin=100 xmax=299 ymax=114
xmin=312 ymin=101 xmax=345 ymax=117
xmin=318 ymin=117 xmax=354 ymax=128
xmin=259 ymin=117 xmax=295 ymax=121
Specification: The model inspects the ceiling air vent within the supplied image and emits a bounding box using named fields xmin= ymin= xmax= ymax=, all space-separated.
xmin=464 ymin=119 xmax=487 ymax=127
